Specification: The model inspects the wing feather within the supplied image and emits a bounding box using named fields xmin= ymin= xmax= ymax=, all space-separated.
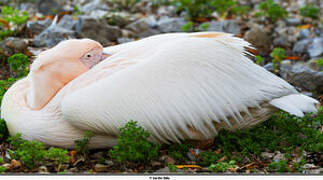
xmin=61 ymin=33 xmax=297 ymax=143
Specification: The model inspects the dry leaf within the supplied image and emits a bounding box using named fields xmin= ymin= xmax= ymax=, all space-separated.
xmin=175 ymin=165 xmax=202 ymax=169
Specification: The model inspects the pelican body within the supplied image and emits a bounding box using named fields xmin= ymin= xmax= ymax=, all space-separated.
xmin=1 ymin=32 xmax=319 ymax=148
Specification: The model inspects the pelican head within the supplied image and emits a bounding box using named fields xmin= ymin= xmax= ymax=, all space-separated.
xmin=27 ymin=39 xmax=109 ymax=110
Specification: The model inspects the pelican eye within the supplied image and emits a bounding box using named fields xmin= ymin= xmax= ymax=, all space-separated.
xmin=86 ymin=54 xmax=91 ymax=58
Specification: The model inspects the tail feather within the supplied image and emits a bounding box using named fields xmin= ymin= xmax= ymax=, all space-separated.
xmin=269 ymin=94 xmax=319 ymax=117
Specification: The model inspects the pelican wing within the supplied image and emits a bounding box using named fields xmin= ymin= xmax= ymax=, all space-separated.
xmin=61 ymin=32 xmax=297 ymax=143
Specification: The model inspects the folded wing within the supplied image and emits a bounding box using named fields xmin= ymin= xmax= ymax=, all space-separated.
xmin=61 ymin=32 xmax=298 ymax=143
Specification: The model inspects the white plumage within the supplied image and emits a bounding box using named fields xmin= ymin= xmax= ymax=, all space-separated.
xmin=1 ymin=32 xmax=319 ymax=148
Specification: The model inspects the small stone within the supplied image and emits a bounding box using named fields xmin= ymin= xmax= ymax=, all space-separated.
xmin=307 ymin=37 xmax=323 ymax=58
xmin=205 ymin=20 xmax=240 ymax=35
xmin=94 ymin=164 xmax=109 ymax=172
xmin=273 ymin=151 xmax=286 ymax=162
xmin=117 ymin=37 xmax=135 ymax=44
xmin=280 ymin=62 xmax=323 ymax=94
xmin=157 ymin=17 xmax=186 ymax=33
xmin=57 ymin=15 xmax=77 ymax=30
xmin=292 ymin=39 xmax=312 ymax=55
xmin=160 ymin=155 xmax=176 ymax=165
xmin=33 ymin=25 xmax=75 ymax=47
xmin=0 ymin=37 xmax=29 ymax=57
xmin=36 ymin=0 xmax=64 ymax=15
xmin=75 ymin=16 xmax=121 ymax=46
xmin=151 ymin=160 xmax=162 ymax=167
xmin=303 ymin=163 xmax=317 ymax=169
xmin=80 ymin=0 xmax=109 ymax=14
xmin=285 ymin=18 xmax=302 ymax=26
xmin=105 ymin=160 xmax=114 ymax=166
xmin=299 ymin=29 xmax=311 ymax=39
xmin=38 ymin=166 xmax=49 ymax=174
xmin=261 ymin=152 xmax=275 ymax=160
xmin=244 ymin=25 xmax=271 ymax=54
xmin=92 ymin=151 xmax=104 ymax=159
xmin=305 ymin=168 xmax=323 ymax=174
xmin=27 ymin=19 xmax=52 ymax=35
xmin=307 ymin=58 xmax=323 ymax=72
xmin=263 ymin=63 xmax=274 ymax=72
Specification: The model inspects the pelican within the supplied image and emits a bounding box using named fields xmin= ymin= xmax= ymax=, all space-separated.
xmin=1 ymin=32 xmax=320 ymax=148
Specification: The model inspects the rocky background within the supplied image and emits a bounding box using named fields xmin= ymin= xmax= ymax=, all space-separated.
xmin=0 ymin=0 xmax=322 ymax=175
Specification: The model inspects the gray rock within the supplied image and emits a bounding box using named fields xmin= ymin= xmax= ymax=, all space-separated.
xmin=307 ymin=37 xmax=323 ymax=58
xmin=38 ymin=166 xmax=49 ymax=174
xmin=153 ymin=167 xmax=184 ymax=174
xmin=89 ymin=10 xmax=109 ymax=19
xmin=0 ymin=37 xmax=29 ymax=57
xmin=244 ymin=25 xmax=271 ymax=54
xmin=126 ymin=16 xmax=158 ymax=32
xmin=94 ymin=164 xmax=109 ymax=172
xmin=205 ymin=20 xmax=240 ymax=34
xmin=105 ymin=160 xmax=114 ymax=166
xmin=299 ymin=29 xmax=311 ymax=39
xmin=80 ymin=0 xmax=109 ymax=14
xmin=293 ymin=39 xmax=312 ymax=55
xmin=285 ymin=18 xmax=302 ymax=26
xmin=274 ymin=26 xmax=298 ymax=47
xmin=280 ymin=61 xmax=323 ymax=94
xmin=307 ymin=58 xmax=323 ymax=72
xmin=33 ymin=26 xmax=75 ymax=47
xmin=27 ymin=19 xmax=52 ymax=36
xmin=263 ymin=63 xmax=274 ymax=72
xmin=303 ymin=163 xmax=317 ymax=169
xmin=92 ymin=151 xmax=104 ymax=159
xmin=157 ymin=17 xmax=186 ymax=33
xmin=273 ymin=151 xmax=286 ymax=162
xmin=57 ymin=15 xmax=77 ymax=30
xmin=305 ymin=168 xmax=323 ymax=174
xmin=75 ymin=16 xmax=121 ymax=46
xmin=126 ymin=16 xmax=159 ymax=37
xmin=261 ymin=152 xmax=275 ymax=160
xmin=36 ymin=0 xmax=64 ymax=15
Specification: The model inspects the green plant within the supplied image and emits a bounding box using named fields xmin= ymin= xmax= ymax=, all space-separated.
xmin=168 ymin=163 xmax=177 ymax=172
xmin=109 ymin=120 xmax=160 ymax=163
xmin=292 ymin=159 xmax=306 ymax=173
xmin=208 ymin=160 xmax=236 ymax=172
xmin=200 ymin=23 xmax=210 ymax=31
xmin=199 ymin=151 xmax=222 ymax=167
xmin=168 ymin=143 xmax=192 ymax=162
xmin=210 ymin=0 xmax=249 ymax=17
xmin=268 ymin=160 xmax=288 ymax=172
xmin=299 ymin=5 xmax=320 ymax=19
xmin=255 ymin=0 xmax=288 ymax=22
xmin=0 ymin=119 xmax=8 ymax=140
xmin=0 ymin=6 xmax=29 ymax=39
xmin=8 ymin=53 xmax=29 ymax=78
xmin=314 ymin=58 xmax=323 ymax=67
xmin=213 ymin=109 xmax=323 ymax=163
xmin=174 ymin=0 xmax=248 ymax=20
xmin=181 ymin=21 xmax=193 ymax=32
xmin=255 ymin=55 xmax=264 ymax=65
xmin=0 ymin=166 xmax=5 ymax=173
xmin=8 ymin=133 xmax=47 ymax=169
xmin=270 ymin=48 xmax=286 ymax=70
xmin=74 ymin=130 xmax=94 ymax=157
xmin=174 ymin=0 xmax=213 ymax=20
xmin=47 ymin=147 xmax=70 ymax=172
xmin=0 ymin=78 xmax=17 ymax=105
